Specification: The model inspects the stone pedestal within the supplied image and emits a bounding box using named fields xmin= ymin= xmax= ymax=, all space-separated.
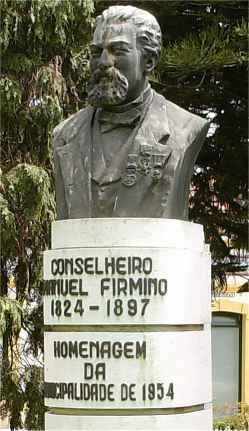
xmin=43 ymin=218 xmax=212 ymax=430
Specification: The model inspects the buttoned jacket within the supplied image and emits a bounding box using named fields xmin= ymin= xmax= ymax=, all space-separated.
xmin=53 ymin=91 xmax=209 ymax=219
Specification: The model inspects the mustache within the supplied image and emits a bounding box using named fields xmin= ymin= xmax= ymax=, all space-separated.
xmin=87 ymin=67 xmax=129 ymax=107
xmin=89 ymin=67 xmax=128 ymax=85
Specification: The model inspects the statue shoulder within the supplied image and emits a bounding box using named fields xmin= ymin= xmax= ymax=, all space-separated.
xmin=152 ymin=92 xmax=210 ymax=143
xmin=52 ymin=106 xmax=93 ymax=147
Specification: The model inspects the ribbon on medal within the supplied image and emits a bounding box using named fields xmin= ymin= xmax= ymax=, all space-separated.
xmin=122 ymin=143 xmax=171 ymax=187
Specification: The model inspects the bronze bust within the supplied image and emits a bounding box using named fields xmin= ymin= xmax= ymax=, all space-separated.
xmin=53 ymin=5 xmax=209 ymax=219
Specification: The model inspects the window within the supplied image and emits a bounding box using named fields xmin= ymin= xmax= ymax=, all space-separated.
xmin=212 ymin=312 xmax=242 ymax=417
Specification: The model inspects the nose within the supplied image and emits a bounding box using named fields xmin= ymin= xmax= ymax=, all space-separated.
xmin=98 ymin=49 xmax=114 ymax=70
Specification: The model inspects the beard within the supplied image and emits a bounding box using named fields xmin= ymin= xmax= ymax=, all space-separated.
xmin=87 ymin=67 xmax=129 ymax=108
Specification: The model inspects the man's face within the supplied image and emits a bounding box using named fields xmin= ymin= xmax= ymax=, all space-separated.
xmin=88 ymin=22 xmax=146 ymax=108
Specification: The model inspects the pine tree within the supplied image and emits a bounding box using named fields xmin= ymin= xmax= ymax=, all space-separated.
xmin=1 ymin=1 xmax=94 ymax=428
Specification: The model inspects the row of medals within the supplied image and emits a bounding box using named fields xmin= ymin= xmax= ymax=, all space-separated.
xmin=122 ymin=143 xmax=168 ymax=187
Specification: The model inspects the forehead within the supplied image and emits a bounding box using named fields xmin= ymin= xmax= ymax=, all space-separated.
xmin=92 ymin=22 xmax=137 ymax=46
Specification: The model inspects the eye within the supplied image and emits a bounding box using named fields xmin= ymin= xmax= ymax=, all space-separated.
xmin=112 ymin=48 xmax=126 ymax=55
xmin=111 ymin=45 xmax=130 ymax=55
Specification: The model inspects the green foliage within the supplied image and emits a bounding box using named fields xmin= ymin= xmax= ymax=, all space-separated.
xmin=159 ymin=24 xmax=248 ymax=78
xmin=23 ymin=366 xmax=45 ymax=431
xmin=0 ymin=297 xmax=22 ymax=335
xmin=0 ymin=0 xmax=94 ymax=54
xmin=1 ymin=1 xmax=95 ymax=427
xmin=234 ymin=17 xmax=249 ymax=38
xmin=0 ymin=77 xmax=22 ymax=114
xmin=0 ymin=374 xmax=24 ymax=431
xmin=2 ymin=53 xmax=38 ymax=74
xmin=0 ymin=299 xmax=23 ymax=430
xmin=2 ymin=164 xmax=54 ymax=220
xmin=213 ymin=403 xmax=249 ymax=429
xmin=1 ymin=0 xmax=94 ymax=172
xmin=0 ymin=165 xmax=54 ymax=428
xmin=1 ymin=164 xmax=54 ymax=264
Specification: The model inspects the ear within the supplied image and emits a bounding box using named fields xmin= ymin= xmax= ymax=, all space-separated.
xmin=144 ymin=56 xmax=157 ymax=75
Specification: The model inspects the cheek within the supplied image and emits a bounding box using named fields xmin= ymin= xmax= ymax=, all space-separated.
xmin=117 ymin=53 xmax=141 ymax=78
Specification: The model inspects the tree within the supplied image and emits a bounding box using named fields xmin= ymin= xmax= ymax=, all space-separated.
xmin=1 ymin=0 xmax=248 ymax=428
xmin=1 ymin=1 xmax=94 ymax=429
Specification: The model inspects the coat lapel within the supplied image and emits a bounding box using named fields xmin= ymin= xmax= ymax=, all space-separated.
xmin=56 ymin=107 xmax=94 ymax=217
xmin=133 ymin=92 xmax=172 ymax=156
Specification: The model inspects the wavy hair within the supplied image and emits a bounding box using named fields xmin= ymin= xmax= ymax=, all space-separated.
xmin=95 ymin=6 xmax=162 ymax=64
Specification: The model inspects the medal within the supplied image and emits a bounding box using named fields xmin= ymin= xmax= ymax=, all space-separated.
xmin=122 ymin=147 xmax=170 ymax=186
xmin=139 ymin=143 xmax=152 ymax=174
xmin=151 ymin=169 xmax=162 ymax=181
xmin=151 ymin=153 xmax=167 ymax=182
xmin=122 ymin=173 xmax=137 ymax=187
xmin=153 ymin=153 xmax=166 ymax=169
xmin=139 ymin=156 xmax=152 ymax=174
xmin=126 ymin=153 xmax=138 ymax=169
xmin=122 ymin=154 xmax=138 ymax=187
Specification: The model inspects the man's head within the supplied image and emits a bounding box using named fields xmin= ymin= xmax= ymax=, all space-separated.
xmin=87 ymin=5 xmax=162 ymax=108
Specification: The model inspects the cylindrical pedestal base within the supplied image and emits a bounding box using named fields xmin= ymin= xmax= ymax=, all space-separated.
xmin=46 ymin=407 xmax=212 ymax=430
xmin=43 ymin=219 xmax=212 ymax=430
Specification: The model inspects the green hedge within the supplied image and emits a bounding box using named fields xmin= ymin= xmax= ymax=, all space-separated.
xmin=213 ymin=403 xmax=249 ymax=430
